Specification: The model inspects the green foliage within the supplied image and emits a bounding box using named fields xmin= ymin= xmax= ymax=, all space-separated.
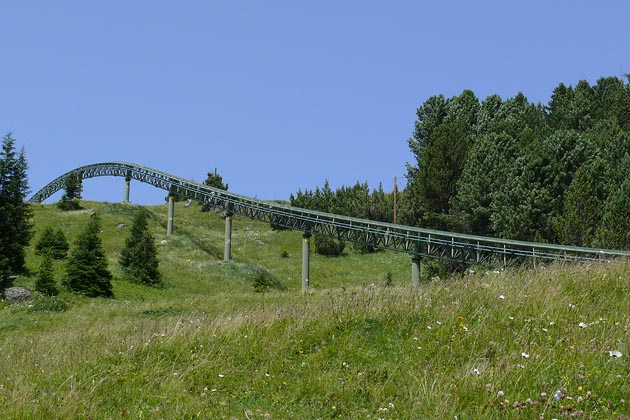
xmin=119 ymin=209 xmax=161 ymax=286
xmin=27 ymin=294 xmax=68 ymax=312
xmin=555 ymin=158 xmax=611 ymax=246
xmin=35 ymin=226 xmax=69 ymax=259
xmin=251 ymin=269 xmax=286 ymax=292
xmin=402 ymin=76 xmax=630 ymax=248
xmin=595 ymin=175 xmax=630 ymax=249
xmin=203 ymin=168 xmax=228 ymax=191
xmin=0 ymin=133 xmax=33 ymax=280
xmin=314 ymin=235 xmax=345 ymax=256
xmin=63 ymin=213 xmax=113 ymax=297
xmin=35 ymin=253 xmax=59 ymax=296
xmin=57 ymin=173 xmax=82 ymax=211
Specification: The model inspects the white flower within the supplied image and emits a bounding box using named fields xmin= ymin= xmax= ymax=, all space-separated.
xmin=579 ymin=322 xmax=588 ymax=328
xmin=521 ymin=352 xmax=530 ymax=359
xmin=499 ymin=295 xmax=506 ymax=300
xmin=569 ymin=304 xmax=576 ymax=310
xmin=218 ymin=374 xmax=224 ymax=378
xmin=473 ymin=368 xmax=480 ymax=375
xmin=608 ymin=350 xmax=622 ymax=358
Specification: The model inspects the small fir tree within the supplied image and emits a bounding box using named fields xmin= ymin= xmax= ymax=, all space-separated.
xmin=58 ymin=173 xmax=82 ymax=211
xmin=120 ymin=210 xmax=161 ymax=285
xmin=35 ymin=253 xmax=58 ymax=296
xmin=64 ymin=213 xmax=113 ymax=297
xmin=35 ymin=226 xmax=69 ymax=259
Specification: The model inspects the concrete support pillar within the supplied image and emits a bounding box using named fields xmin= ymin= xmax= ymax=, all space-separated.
xmin=411 ymin=254 xmax=421 ymax=288
xmin=124 ymin=178 xmax=131 ymax=203
xmin=224 ymin=212 xmax=233 ymax=262
xmin=302 ymin=231 xmax=311 ymax=290
xmin=167 ymin=196 xmax=174 ymax=236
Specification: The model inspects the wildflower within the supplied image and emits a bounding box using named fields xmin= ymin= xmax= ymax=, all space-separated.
xmin=521 ymin=352 xmax=530 ymax=359
xmin=218 ymin=374 xmax=224 ymax=378
xmin=578 ymin=322 xmax=588 ymax=328
xmin=497 ymin=390 xmax=505 ymax=398
xmin=499 ymin=295 xmax=505 ymax=300
xmin=569 ymin=304 xmax=576 ymax=309
xmin=473 ymin=368 xmax=480 ymax=375
xmin=577 ymin=396 xmax=584 ymax=403
xmin=608 ymin=350 xmax=622 ymax=358
xmin=554 ymin=389 xmax=563 ymax=401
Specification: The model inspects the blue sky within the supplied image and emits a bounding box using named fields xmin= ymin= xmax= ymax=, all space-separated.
xmin=1 ymin=1 xmax=629 ymax=204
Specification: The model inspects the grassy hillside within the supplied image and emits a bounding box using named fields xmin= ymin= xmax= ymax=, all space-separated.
xmin=0 ymin=202 xmax=628 ymax=419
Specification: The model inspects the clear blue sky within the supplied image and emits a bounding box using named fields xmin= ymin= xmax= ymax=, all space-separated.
xmin=2 ymin=1 xmax=629 ymax=204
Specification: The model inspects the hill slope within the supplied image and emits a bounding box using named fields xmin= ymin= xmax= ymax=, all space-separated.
xmin=0 ymin=202 xmax=628 ymax=419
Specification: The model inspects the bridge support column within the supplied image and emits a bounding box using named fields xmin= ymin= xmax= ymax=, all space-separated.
xmin=167 ymin=196 xmax=174 ymax=236
xmin=411 ymin=254 xmax=421 ymax=288
xmin=302 ymin=232 xmax=311 ymax=290
xmin=224 ymin=211 xmax=233 ymax=262
xmin=124 ymin=178 xmax=131 ymax=203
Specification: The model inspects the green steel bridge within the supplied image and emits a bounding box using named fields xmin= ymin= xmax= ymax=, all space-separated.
xmin=29 ymin=162 xmax=630 ymax=288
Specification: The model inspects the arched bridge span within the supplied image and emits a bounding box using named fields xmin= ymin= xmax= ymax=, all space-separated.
xmin=29 ymin=162 xmax=630 ymax=287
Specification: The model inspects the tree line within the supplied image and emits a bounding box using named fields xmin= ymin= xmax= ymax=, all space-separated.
xmin=291 ymin=76 xmax=630 ymax=251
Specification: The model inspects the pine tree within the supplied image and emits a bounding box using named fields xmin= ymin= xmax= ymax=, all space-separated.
xmin=204 ymin=168 xmax=228 ymax=190
xmin=0 ymin=133 xmax=33 ymax=282
xmin=120 ymin=210 xmax=161 ymax=285
xmin=58 ymin=173 xmax=82 ymax=211
xmin=35 ymin=226 xmax=69 ymax=259
xmin=64 ymin=213 xmax=113 ymax=297
xmin=36 ymin=253 xmax=58 ymax=296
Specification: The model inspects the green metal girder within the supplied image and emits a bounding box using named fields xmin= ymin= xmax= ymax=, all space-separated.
xmin=29 ymin=162 xmax=630 ymax=265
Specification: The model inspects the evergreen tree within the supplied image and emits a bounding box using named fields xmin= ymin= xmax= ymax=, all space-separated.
xmin=200 ymin=169 xmax=228 ymax=211
xmin=36 ymin=253 xmax=58 ymax=296
xmin=35 ymin=226 xmax=69 ymax=259
xmin=204 ymin=168 xmax=228 ymax=190
xmin=120 ymin=210 xmax=161 ymax=285
xmin=555 ymin=158 xmax=611 ymax=246
xmin=594 ymin=156 xmax=630 ymax=249
xmin=58 ymin=173 xmax=82 ymax=210
xmin=0 ymin=133 xmax=33 ymax=280
xmin=64 ymin=213 xmax=113 ymax=297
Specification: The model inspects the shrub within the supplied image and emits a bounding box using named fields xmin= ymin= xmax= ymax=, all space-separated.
xmin=27 ymin=295 xmax=68 ymax=312
xmin=314 ymin=235 xmax=345 ymax=256
xmin=252 ymin=269 xmax=286 ymax=292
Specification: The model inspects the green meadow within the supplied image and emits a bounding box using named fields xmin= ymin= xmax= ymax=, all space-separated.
xmin=1 ymin=201 xmax=627 ymax=419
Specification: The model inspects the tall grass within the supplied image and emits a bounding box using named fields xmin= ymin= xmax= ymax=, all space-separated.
xmin=0 ymin=202 xmax=627 ymax=419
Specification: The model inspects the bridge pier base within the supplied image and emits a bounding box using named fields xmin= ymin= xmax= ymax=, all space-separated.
xmin=302 ymin=232 xmax=311 ymax=290
xmin=224 ymin=211 xmax=233 ymax=262
xmin=411 ymin=254 xmax=421 ymax=288
xmin=167 ymin=196 xmax=174 ymax=236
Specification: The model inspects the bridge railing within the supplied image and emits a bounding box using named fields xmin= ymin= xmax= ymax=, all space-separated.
xmin=29 ymin=161 xmax=630 ymax=267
